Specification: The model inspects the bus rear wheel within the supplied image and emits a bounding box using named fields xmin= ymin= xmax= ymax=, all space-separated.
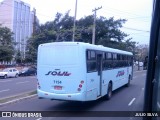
xmin=106 ymin=82 xmax=112 ymax=100
xmin=126 ymin=75 xmax=131 ymax=87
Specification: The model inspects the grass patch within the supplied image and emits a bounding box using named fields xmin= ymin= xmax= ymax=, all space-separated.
xmin=28 ymin=91 xmax=37 ymax=95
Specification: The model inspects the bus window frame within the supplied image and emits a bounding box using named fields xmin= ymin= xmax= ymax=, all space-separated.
xmin=86 ymin=50 xmax=97 ymax=73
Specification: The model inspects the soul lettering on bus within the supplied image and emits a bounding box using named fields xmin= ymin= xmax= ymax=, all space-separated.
xmin=45 ymin=70 xmax=71 ymax=76
xmin=116 ymin=70 xmax=125 ymax=77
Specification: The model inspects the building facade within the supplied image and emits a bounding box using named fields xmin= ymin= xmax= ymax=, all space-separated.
xmin=0 ymin=0 xmax=37 ymax=59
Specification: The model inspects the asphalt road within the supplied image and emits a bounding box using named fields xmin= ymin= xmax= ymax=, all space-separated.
xmin=0 ymin=70 xmax=146 ymax=120
xmin=0 ymin=65 xmax=142 ymax=99
xmin=0 ymin=76 xmax=37 ymax=98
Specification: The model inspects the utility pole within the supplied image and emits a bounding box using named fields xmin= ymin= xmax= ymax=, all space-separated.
xmin=92 ymin=6 xmax=102 ymax=44
xmin=72 ymin=0 xmax=78 ymax=42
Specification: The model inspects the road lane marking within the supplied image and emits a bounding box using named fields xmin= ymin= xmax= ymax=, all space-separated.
xmin=0 ymin=94 xmax=37 ymax=107
xmin=128 ymin=98 xmax=136 ymax=106
xmin=0 ymin=89 xmax=10 ymax=93
xmin=36 ymin=118 xmax=42 ymax=120
xmin=16 ymin=81 xmax=29 ymax=84
xmin=0 ymin=80 xmax=12 ymax=83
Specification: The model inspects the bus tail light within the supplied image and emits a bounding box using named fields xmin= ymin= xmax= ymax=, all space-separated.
xmin=37 ymin=80 xmax=41 ymax=89
xmin=79 ymin=84 xmax=82 ymax=88
xmin=77 ymin=88 xmax=81 ymax=91
xmin=81 ymin=80 xmax=84 ymax=84
xmin=77 ymin=80 xmax=84 ymax=92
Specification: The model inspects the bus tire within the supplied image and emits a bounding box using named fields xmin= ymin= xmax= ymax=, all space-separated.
xmin=106 ymin=82 xmax=112 ymax=100
xmin=126 ymin=75 xmax=131 ymax=87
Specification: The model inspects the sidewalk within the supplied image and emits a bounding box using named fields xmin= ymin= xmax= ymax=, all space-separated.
xmin=133 ymin=66 xmax=144 ymax=71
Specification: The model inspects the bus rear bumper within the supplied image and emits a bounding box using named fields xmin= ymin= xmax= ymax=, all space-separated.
xmin=37 ymin=89 xmax=87 ymax=101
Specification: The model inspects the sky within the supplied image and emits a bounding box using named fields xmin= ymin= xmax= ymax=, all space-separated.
xmin=0 ymin=0 xmax=153 ymax=45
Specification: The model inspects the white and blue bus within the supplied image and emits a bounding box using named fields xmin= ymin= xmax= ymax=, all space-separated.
xmin=37 ymin=42 xmax=133 ymax=101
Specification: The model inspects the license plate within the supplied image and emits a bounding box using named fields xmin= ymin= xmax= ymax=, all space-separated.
xmin=54 ymin=86 xmax=62 ymax=90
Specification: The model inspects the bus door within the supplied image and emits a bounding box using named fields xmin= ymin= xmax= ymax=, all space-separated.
xmin=97 ymin=53 xmax=103 ymax=96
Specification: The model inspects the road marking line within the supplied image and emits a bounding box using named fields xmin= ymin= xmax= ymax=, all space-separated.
xmin=16 ymin=81 xmax=29 ymax=84
xmin=0 ymin=94 xmax=37 ymax=107
xmin=36 ymin=118 xmax=42 ymax=120
xmin=128 ymin=98 xmax=136 ymax=106
xmin=0 ymin=89 xmax=10 ymax=93
xmin=0 ymin=80 xmax=12 ymax=83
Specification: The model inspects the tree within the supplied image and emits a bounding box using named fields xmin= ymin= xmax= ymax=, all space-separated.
xmin=134 ymin=44 xmax=149 ymax=61
xmin=76 ymin=16 xmax=132 ymax=47
xmin=25 ymin=12 xmax=136 ymax=62
xmin=0 ymin=25 xmax=15 ymax=62
xmin=15 ymin=50 xmax=22 ymax=64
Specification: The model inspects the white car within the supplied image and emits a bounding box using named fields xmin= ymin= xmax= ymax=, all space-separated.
xmin=0 ymin=68 xmax=19 ymax=79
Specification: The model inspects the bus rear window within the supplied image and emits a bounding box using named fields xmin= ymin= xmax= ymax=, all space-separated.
xmin=39 ymin=46 xmax=79 ymax=66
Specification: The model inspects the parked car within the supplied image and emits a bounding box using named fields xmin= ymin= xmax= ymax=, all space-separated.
xmin=19 ymin=67 xmax=37 ymax=76
xmin=0 ymin=68 xmax=19 ymax=79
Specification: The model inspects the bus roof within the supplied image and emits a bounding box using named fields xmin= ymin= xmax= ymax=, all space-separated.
xmin=39 ymin=42 xmax=133 ymax=55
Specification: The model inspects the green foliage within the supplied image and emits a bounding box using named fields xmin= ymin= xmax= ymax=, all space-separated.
xmin=0 ymin=25 xmax=15 ymax=61
xmin=15 ymin=50 xmax=22 ymax=64
xmin=25 ymin=11 xmax=137 ymax=62
xmin=134 ymin=44 xmax=149 ymax=61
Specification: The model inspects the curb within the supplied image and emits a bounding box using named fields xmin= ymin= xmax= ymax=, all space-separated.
xmin=0 ymin=94 xmax=37 ymax=107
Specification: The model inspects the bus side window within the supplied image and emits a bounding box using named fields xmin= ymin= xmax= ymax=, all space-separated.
xmin=117 ymin=54 xmax=122 ymax=67
xmin=103 ymin=52 xmax=113 ymax=70
xmin=86 ymin=50 xmax=97 ymax=72
xmin=128 ymin=56 xmax=133 ymax=66
xmin=107 ymin=52 xmax=113 ymax=69
xmin=122 ymin=55 xmax=126 ymax=67
xmin=102 ymin=52 xmax=106 ymax=70
xmin=125 ymin=55 xmax=128 ymax=67
xmin=129 ymin=56 xmax=131 ymax=66
xmin=103 ymin=53 xmax=107 ymax=70
xmin=113 ymin=53 xmax=117 ymax=68
xmin=86 ymin=50 xmax=91 ymax=60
